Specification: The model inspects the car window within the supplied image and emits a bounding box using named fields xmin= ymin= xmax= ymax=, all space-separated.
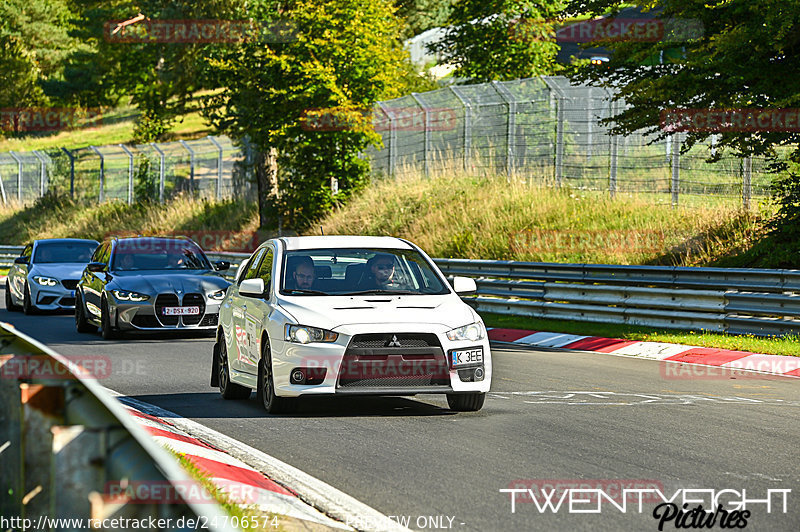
xmin=256 ymin=248 xmax=274 ymax=294
xmin=110 ymin=239 xmax=211 ymax=271
xmin=92 ymin=243 xmax=110 ymax=264
xmin=241 ymin=248 xmax=265 ymax=284
xmin=33 ymin=242 xmax=97 ymax=263
xmin=21 ymin=244 xmax=32 ymax=260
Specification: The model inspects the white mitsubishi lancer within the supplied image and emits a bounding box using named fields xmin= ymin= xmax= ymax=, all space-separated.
xmin=212 ymin=236 xmax=491 ymax=414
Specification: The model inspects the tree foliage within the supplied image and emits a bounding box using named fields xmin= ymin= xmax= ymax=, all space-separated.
xmin=205 ymin=0 xmax=423 ymax=228
xmin=431 ymin=0 xmax=565 ymax=82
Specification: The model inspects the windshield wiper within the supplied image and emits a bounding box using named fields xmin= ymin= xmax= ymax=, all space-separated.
xmin=338 ymin=289 xmax=416 ymax=296
xmin=284 ymin=289 xmax=328 ymax=295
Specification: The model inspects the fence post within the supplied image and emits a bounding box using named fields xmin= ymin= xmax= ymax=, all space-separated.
xmin=671 ymin=134 xmax=680 ymax=207
xmin=89 ymin=146 xmax=104 ymax=203
xmin=207 ymin=136 xmax=224 ymax=199
xmin=8 ymin=151 xmax=22 ymax=202
xmin=179 ymin=140 xmax=195 ymax=193
xmin=32 ymin=150 xmax=48 ymax=197
xmin=608 ymin=98 xmax=618 ymax=199
xmin=376 ymin=102 xmax=396 ymax=175
xmin=410 ymin=93 xmax=430 ymax=176
xmin=150 ymin=143 xmax=165 ymax=203
xmin=493 ymin=81 xmax=516 ymax=177
xmin=0 ymin=164 xmax=7 ymax=204
xmin=541 ymin=77 xmax=567 ymax=187
xmin=61 ymin=148 xmax=75 ymax=199
xmin=449 ymin=87 xmax=471 ymax=172
xmin=119 ymin=145 xmax=134 ymax=204
xmin=743 ymin=156 xmax=752 ymax=210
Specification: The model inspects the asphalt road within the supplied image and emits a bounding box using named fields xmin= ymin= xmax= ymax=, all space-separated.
xmin=3 ymin=295 xmax=799 ymax=531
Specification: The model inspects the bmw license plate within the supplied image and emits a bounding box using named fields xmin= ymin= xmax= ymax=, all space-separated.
xmin=162 ymin=306 xmax=200 ymax=316
xmin=451 ymin=347 xmax=483 ymax=367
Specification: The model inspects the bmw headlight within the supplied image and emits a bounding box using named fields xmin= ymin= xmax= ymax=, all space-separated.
xmin=208 ymin=289 xmax=226 ymax=301
xmin=285 ymin=324 xmax=338 ymax=344
xmin=111 ymin=289 xmax=150 ymax=302
xmin=446 ymin=321 xmax=485 ymax=342
xmin=33 ymin=276 xmax=58 ymax=287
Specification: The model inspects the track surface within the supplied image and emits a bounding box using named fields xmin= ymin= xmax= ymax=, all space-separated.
xmin=3 ymin=295 xmax=799 ymax=531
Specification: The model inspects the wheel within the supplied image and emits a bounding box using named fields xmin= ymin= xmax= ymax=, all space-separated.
xmin=75 ymin=292 xmax=96 ymax=333
xmin=100 ymin=297 xmax=120 ymax=340
xmin=257 ymin=338 xmax=297 ymax=414
xmin=217 ymin=339 xmax=250 ymax=400
xmin=5 ymin=280 xmax=20 ymax=311
xmin=22 ymin=282 xmax=36 ymax=315
xmin=447 ymin=392 xmax=486 ymax=412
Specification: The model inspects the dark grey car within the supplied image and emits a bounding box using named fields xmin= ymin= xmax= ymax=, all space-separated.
xmin=75 ymin=236 xmax=232 ymax=339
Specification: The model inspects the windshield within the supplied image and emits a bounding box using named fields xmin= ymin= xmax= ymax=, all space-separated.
xmin=111 ymin=239 xmax=212 ymax=271
xmin=33 ymin=242 xmax=97 ymax=264
xmin=280 ymin=248 xmax=450 ymax=296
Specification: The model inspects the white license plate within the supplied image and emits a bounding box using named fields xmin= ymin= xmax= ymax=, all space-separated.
xmin=451 ymin=348 xmax=483 ymax=367
xmin=162 ymin=306 xmax=200 ymax=316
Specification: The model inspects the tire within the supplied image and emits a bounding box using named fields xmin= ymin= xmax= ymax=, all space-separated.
xmin=217 ymin=339 xmax=250 ymax=400
xmin=446 ymin=392 xmax=486 ymax=412
xmin=75 ymin=292 xmax=95 ymax=333
xmin=100 ymin=297 xmax=120 ymax=340
xmin=5 ymin=280 xmax=20 ymax=312
xmin=22 ymin=282 xmax=36 ymax=315
xmin=257 ymin=339 xmax=297 ymax=414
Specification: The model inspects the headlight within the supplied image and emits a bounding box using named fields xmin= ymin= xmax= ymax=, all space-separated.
xmin=33 ymin=276 xmax=58 ymax=287
xmin=446 ymin=321 xmax=485 ymax=342
xmin=208 ymin=290 xmax=226 ymax=301
xmin=285 ymin=324 xmax=338 ymax=344
xmin=111 ymin=289 xmax=150 ymax=302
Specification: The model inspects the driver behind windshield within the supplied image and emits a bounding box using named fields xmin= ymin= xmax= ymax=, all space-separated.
xmin=361 ymin=253 xmax=400 ymax=290
xmin=292 ymin=256 xmax=316 ymax=290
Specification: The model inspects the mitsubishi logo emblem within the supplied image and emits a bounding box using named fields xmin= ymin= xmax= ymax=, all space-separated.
xmin=387 ymin=335 xmax=402 ymax=347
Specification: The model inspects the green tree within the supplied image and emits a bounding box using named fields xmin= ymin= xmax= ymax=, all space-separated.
xmin=568 ymin=0 xmax=800 ymax=265
xmin=395 ymin=0 xmax=456 ymax=39
xmin=431 ymin=0 xmax=565 ymax=82
xmin=205 ymin=0 xmax=421 ymax=229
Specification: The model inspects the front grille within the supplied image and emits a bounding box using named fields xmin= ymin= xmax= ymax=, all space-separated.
xmin=61 ymin=279 xmax=79 ymax=290
xmin=132 ymin=314 xmax=161 ymax=328
xmin=59 ymin=296 xmax=76 ymax=307
xmin=181 ymin=293 xmax=205 ymax=325
xmin=155 ymin=294 xmax=179 ymax=326
xmin=199 ymin=313 xmax=218 ymax=327
xmin=338 ymin=333 xmax=448 ymax=389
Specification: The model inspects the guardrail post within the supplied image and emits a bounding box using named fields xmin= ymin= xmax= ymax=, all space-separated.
xmin=119 ymin=144 xmax=135 ymax=204
xmin=180 ymin=140 xmax=196 ymax=194
xmin=32 ymin=150 xmax=48 ymax=197
xmin=89 ymin=146 xmax=105 ymax=203
xmin=61 ymin=147 xmax=75 ymax=199
xmin=743 ymin=156 xmax=752 ymax=210
xmin=207 ymin=136 xmax=224 ymax=199
xmin=449 ymin=87 xmax=471 ymax=172
xmin=671 ymin=134 xmax=680 ymax=207
xmin=9 ymin=151 xmax=23 ymax=202
xmin=150 ymin=143 xmax=166 ymax=203
xmin=410 ymin=93 xmax=431 ymax=176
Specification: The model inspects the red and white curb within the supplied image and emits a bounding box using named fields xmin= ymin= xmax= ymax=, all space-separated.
xmin=110 ymin=392 xmax=410 ymax=532
xmin=120 ymin=403 xmax=352 ymax=529
xmin=488 ymin=328 xmax=800 ymax=378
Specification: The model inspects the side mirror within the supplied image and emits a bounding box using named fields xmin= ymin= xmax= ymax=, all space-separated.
xmin=239 ymin=278 xmax=265 ymax=298
xmin=452 ymin=276 xmax=477 ymax=295
xmin=13 ymin=257 xmax=28 ymax=265
xmin=214 ymin=260 xmax=231 ymax=271
xmin=87 ymin=262 xmax=106 ymax=272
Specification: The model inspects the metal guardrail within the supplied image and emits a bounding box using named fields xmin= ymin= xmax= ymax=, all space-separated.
xmin=5 ymin=245 xmax=800 ymax=336
xmin=0 ymin=245 xmax=24 ymax=269
xmin=0 ymin=322 xmax=235 ymax=529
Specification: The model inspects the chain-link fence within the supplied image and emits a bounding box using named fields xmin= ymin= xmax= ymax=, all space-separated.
xmin=0 ymin=136 xmax=254 ymax=205
xmin=368 ymin=76 xmax=782 ymax=208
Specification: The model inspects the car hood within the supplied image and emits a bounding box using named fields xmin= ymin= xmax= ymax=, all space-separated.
xmin=30 ymin=263 xmax=87 ymax=279
xmin=107 ymin=270 xmax=230 ymax=295
xmin=277 ymin=294 xmax=477 ymax=332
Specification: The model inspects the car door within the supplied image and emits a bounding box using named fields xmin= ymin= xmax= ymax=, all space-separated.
xmin=229 ymin=247 xmax=266 ymax=373
xmin=240 ymin=245 xmax=274 ymax=376
xmin=81 ymin=242 xmax=111 ymax=317
xmin=9 ymin=244 xmax=32 ymax=301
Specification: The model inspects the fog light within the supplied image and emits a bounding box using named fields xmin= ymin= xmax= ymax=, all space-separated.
xmin=290 ymin=369 xmax=306 ymax=384
xmin=474 ymin=367 xmax=485 ymax=381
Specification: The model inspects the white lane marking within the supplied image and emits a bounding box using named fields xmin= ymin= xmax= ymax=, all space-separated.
xmin=490 ymin=391 xmax=800 ymax=406
xmin=105 ymin=389 xmax=410 ymax=532
xmin=515 ymin=332 xmax=588 ymax=348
